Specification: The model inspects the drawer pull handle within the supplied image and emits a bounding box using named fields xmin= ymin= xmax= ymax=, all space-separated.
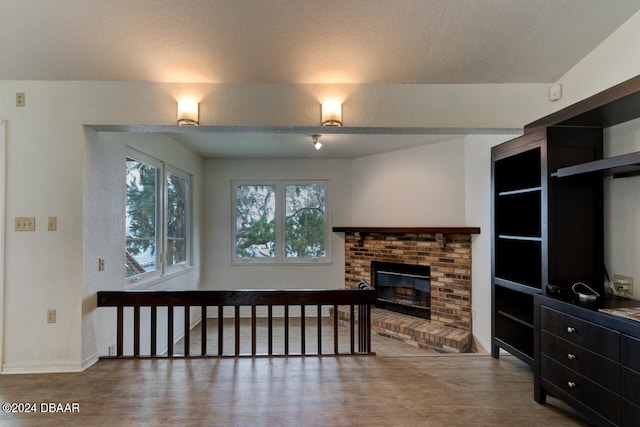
xmin=566 ymin=326 xmax=576 ymax=333
xmin=567 ymin=381 xmax=576 ymax=388
xmin=567 ymin=353 xmax=576 ymax=360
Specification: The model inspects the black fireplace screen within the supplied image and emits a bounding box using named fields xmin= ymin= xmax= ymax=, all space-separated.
xmin=372 ymin=261 xmax=430 ymax=319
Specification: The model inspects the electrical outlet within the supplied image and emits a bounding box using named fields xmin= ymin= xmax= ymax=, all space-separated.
xmin=16 ymin=92 xmax=25 ymax=107
xmin=108 ymin=344 xmax=116 ymax=356
xmin=47 ymin=309 xmax=56 ymax=324
xmin=613 ymin=274 xmax=634 ymax=294
xmin=15 ymin=217 xmax=36 ymax=231
xmin=98 ymin=258 xmax=105 ymax=271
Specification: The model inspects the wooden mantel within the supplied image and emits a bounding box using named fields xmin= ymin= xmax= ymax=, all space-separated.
xmin=332 ymin=226 xmax=480 ymax=234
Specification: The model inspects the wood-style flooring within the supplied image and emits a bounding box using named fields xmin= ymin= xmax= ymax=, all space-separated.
xmin=0 ymin=321 xmax=592 ymax=426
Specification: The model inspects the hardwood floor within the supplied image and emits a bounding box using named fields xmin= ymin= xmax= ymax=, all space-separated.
xmin=0 ymin=322 xmax=592 ymax=426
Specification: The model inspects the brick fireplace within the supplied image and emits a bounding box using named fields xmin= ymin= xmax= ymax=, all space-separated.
xmin=334 ymin=227 xmax=479 ymax=352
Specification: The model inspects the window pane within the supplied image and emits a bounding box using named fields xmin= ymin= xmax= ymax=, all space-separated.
xmin=285 ymin=184 xmax=326 ymax=258
xmin=126 ymin=157 xmax=159 ymax=277
xmin=235 ymin=185 xmax=276 ymax=258
xmin=167 ymin=172 xmax=188 ymax=267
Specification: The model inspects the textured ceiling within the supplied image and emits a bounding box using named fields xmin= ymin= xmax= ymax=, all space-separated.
xmin=5 ymin=0 xmax=640 ymax=158
xmin=1 ymin=0 xmax=639 ymax=84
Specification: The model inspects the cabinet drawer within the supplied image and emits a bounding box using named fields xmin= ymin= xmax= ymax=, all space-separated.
xmin=622 ymin=335 xmax=640 ymax=373
xmin=540 ymin=307 xmax=620 ymax=360
xmin=541 ymin=355 xmax=621 ymax=424
xmin=541 ymin=331 xmax=620 ymax=391
xmin=622 ymin=367 xmax=640 ymax=407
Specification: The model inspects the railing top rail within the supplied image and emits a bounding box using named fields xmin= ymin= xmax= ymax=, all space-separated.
xmin=97 ymin=289 xmax=376 ymax=307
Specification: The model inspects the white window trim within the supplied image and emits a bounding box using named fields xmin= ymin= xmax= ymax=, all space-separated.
xmin=165 ymin=164 xmax=192 ymax=275
xmin=231 ymin=180 xmax=331 ymax=265
xmin=126 ymin=147 xmax=192 ymax=287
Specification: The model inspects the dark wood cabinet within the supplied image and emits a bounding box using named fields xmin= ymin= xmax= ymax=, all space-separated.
xmin=491 ymin=127 xmax=603 ymax=365
xmin=491 ymin=74 xmax=640 ymax=425
xmin=535 ymin=295 xmax=640 ymax=427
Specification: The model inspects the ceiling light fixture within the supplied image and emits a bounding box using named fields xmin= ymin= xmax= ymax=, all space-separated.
xmin=321 ymin=101 xmax=342 ymax=126
xmin=177 ymin=99 xmax=199 ymax=126
xmin=312 ymin=134 xmax=323 ymax=150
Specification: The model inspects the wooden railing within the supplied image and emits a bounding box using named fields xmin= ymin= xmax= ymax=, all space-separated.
xmin=96 ymin=289 xmax=376 ymax=358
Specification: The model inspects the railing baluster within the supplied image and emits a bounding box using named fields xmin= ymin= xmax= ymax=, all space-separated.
xmin=218 ymin=306 xmax=224 ymax=356
xmin=167 ymin=306 xmax=174 ymax=357
xmin=350 ymin=305 xmax=355 ymax=354
xmin=201 ymin=305 xmax=207 ymax=356
xmin=184 ymin=306 xmax=190 ymax=357
xmin=268 ymin=305 xmax=273 ymax=356
xmin=317 ymin=304 xmax=322 ymax=355
xmin=358 ymin=303 xmax=364 ymax=353
xmin=151 ymin=305 xmax=157 ymax=356
xmin=300 ymin=305 xmax=306 ymax=355
xmin=116 ymin=306 xmax=123 ymax=357
xmin=366 ymin=304 xmax=372 ymax=354
xmin=251 ymin=305 xmax=257 ymax=356
xmin=333 ymin=304 xmax=339 ymax=354
xmin=234 ymin=306 xmax=240 ymax=356
xmin=284 ymin=305 xmax=289 ymax=355
xmin=133 ymin=306 xmax=140 ymax=356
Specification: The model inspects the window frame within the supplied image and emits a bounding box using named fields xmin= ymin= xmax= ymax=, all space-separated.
xmin=231 ymin=179 xmax=330 ymax=265
xmin=126 ymin=148 xmax=192 ymax=286
xmin=165 ymin=165 xmax=191 ymax=274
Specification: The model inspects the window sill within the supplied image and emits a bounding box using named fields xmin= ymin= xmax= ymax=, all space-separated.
xmin=230 ymin=260 xmax=332 ymax=267
xmin=126 ymin=265 xmax=194 ymax=290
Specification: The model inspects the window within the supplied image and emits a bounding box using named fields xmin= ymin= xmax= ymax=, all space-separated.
xmin=126 ymin=149 xmax=191 ymax=282
xmin=233 ymin=181 xmax=329 ymax=263
xmin=166 ymin=170 xmax=189 ymax=268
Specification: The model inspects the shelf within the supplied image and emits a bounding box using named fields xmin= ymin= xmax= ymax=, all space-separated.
xmin=498 ymin=187 xmax=541 ymax=196
xmin=553 ymin=150 xmax=640 ymax=179
xmin=497 ymin=309 xmax=534 ymax=328
xmin=498 ymin=235 xmax=542 ymax=242
xmin=493 ymin=147 xmax=542 ymax=193
xmin=494 ymin=279 xmax=542 ymax=295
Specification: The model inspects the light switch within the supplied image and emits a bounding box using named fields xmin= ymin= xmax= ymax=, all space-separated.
xmin=15 ymin=217 xmax=36 ymax=231
xmin=48 ymin=216 xmax=57 ymax=231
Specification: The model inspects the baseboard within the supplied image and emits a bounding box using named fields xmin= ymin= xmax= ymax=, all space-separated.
xmin=82 ymin=351 xmax=100 ymax=371
xmin=1 ymin=359 xmax=85 ymax=375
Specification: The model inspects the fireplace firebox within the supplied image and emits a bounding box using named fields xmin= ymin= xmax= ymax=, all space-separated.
xmin=372 ymin=261 xmax=430 ymax=319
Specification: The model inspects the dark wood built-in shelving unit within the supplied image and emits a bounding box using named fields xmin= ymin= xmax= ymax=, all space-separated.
xmin=492 ymin=74 xmax=640 ymax=426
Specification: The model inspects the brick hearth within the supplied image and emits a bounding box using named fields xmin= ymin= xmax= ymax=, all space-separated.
xmin=334 ymin=306 xmax=472 ymax=353
xmin=337 ymin=228 xmax=477 ymax=353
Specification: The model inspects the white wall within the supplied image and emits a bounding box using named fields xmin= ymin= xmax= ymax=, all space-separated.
xmin=83 ymin=131 xmax=204 ymax=362
xmin=604 ymin=118 xmax=640 ymax=300
xmin=0 ymin=121 xmax=5 ymax=367
xmin=349 ymin=135 xmax=516 ymax=351
xmin=350 ymin=139 xmax=467 ymax=226
xmin=552 ymin=11 xmax=640 ymax=109
xmin=203 ymin=158 xmax=351 ymax=292
xmin=463 ymin=134 xmax=517 ymax=351
xmin=554 ymin=10 xmax=640 ymax=301
xmin=0 ymin=81 xmax=208 ymax=373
